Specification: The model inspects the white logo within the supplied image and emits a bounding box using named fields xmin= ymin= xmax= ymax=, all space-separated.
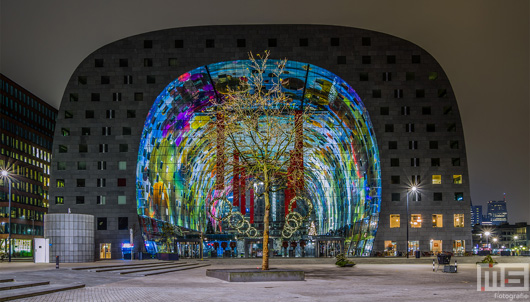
xmin=477 ymin=263 xmax=529 ymax=292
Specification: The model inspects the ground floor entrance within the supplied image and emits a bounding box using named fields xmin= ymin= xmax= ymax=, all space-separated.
xmin=100 ymin=243 xmax=111 ymax=259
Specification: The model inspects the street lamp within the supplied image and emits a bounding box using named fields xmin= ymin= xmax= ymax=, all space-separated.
xmin=493 ymin=238 xmax=498 ymax=252
xmin=406 ymin=186 xmax=417 ymax=258
xmin=484 ymin=231 xmax=491 ymax=250
xmin=1 ymin=170 xmax=12 ymax=262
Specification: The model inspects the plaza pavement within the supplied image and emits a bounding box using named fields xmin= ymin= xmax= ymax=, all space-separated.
xmin=0 ymin=256 xmax=529 ymax=301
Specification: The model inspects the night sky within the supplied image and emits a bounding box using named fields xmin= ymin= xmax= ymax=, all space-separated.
xmin=1 ymin=0 xmax=528 ymax=222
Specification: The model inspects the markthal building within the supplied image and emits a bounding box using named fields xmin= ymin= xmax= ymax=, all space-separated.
xmin=49 ymin=25 xmax=472 ymax=261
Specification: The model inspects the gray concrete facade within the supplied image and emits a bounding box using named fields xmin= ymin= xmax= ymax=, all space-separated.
xmin=48 ymin=25 xmax=472 ymax=259
xmin=44 ymin=213 xmax=94 ymax=262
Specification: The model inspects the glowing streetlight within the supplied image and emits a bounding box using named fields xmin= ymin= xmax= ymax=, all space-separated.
xmin=1 ymin=170 xmax=12 ymax=262
xmin=406 ymin=186 xmax=418 ymax=258
xmin=484 ymin=231 xmax=491 ymax=249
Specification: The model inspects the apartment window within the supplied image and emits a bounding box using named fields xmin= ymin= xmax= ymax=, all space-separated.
xmin=69 ymin=93 xmax=78 ymax=102
xmin=330 ymin=37 xmax=339 ymax=46
xmin=65 ymin=111 xmax=73 ymax=119
xmin=97 ymin=217 xmax=107 ymax=230
xmin=76 ymin=179 xmax=85 ymax=187
xmin=447 ymin=123 xmax=456 ymax=132
xmin=147 ymin=75 xmax=156 ymax=84
xmin=432 ymin=214 xmax=443 ymax=228
xmin=362 ymin=56 xmax=371 ymax=64
xmin=123 ymin=127 xmax=131 ymax=135
xmin=299 ymin=38 xmax=308 ymax=47
xmin=95 ymin=59 xmax=104 ymax=67
xmin=385 ymin=124 xmax=394 ymax=132
xmin=401 ymin=106 xmax=410 ymax=115
xmin=415 ymin=89 xmax=425 ymax=98
xmin=205 ymin=39 xmax=215 ymax=48
xmin=406 ymin=72 xmax=415 ymax=81
xmin=412 ymin=192 xmax=421 ymax=201
xmin=97 ymin=161 xmax=107 ymax=170
xmin=79 ymin=144 xmax=88 ymax=153
xmin=143 ymin=39 xmax=152 ymax=48
xmin=452 ymin=158 xmax=461 ymax=166
xmin=405 ymin=123 xmax=414 ymax=132
xmin=97 ymin=178 xmax=106 ymax=187
xmin=390 ymin=175 xmax=400 ymax=184
xmin=168 ymin=58 xmax=178 ymax=66
xmin=127 ymin=110 xmax=136 ymax=118
xmin=431 ymin=158 xmax=440 ymax=167
xmin=433 ymin=192 xmax=443 ymax=201
xmin=101 ymin=76 xmax=110 ymax=85
xmin=380 ymin=107 xmax=389 ymax=115
xmin=55 ymin=196 xmax=64 ymax=205
xmin=432 ymin=175 xmax=442 ymax=184
xmin=268 ymin=38 xmax=277 ymax=47
xmin=411 ymin=158 xmax=420 ymax=167
xmin=77 ymin=161 xmax=87 ymax=170
xmin=391 ymin=193 xmax=400 ymax=201
xmin=237 ymin=39 xmax=246 ymax=47
xmin=454 ymin=192 xmax=464 ymax=201
xmin=411 ymin=214 xmax=422 ymax=228
xmin=76 ymin=196 xmax=85 ymax=204
xmin=454 ymin=214 xmax=464 ymax=227
xmin=453 ymin=175 xmax=463 ymax=184
xmin=91 ymin=93 xmax=100 ymax=102
xmin=56 ymin=179 xmax=65 ymax=188
xmin=106 ymin=110 xmax=115 ymax=119
xmin=59 ymin=145 xmax=67 ymax=153
xmin=383 ymin=72 xmax=391 ymax=81
xmin=422 ymin=107 xmax=431 ymax=115
xmin=429 ymin=141 xmax=438 ymax=149
xmin=118 ymin=217 xmax=129 ymax=230
xmin=426 ymin=124 xmax=436 ymax=132
xmin=429 ymin=72 xmax=438 ymax=80
xmin=361 ymin=37 xmax=371 ymax=46
xmin=438 ymin=89 xmax=447 ymax=97
xmin=175 ymin=39 xmax=183 ymax=48
xmin=119 ymin=144 xmax=128 ymax=152
xmin=388 ymin=141 xmax=397 ymax=149
xmin=443 ymin=106 xmax=453 ymax=115
xmin=412 ymin=55 xmax=421 ymax=64
xmin=144 ymin=58 xmax=153 ymax=67
xmin=134 ymin=93 xmax=143 ymax=102
xmin=337 ymin=56 xmax=346 ymax=64
xmin=85 ymin=110 xmax=94 ymax=119
xmin=118 ymin=178 xmax=126 ymax=187
xmin=124 ymin=75 xmax=133 ymax=84
xmin=118 ymin=196 xmax=127 ymax=205
xmin=409 ymin=141 xmax=418 ymax=150
xmin=387 ymin=55 xmax=396 ymax=64
xmin=390 ymin=158 xmax=399 ymax=167
xmin=97 ymin=196 xmax=106 ymax=205
xmin=411 ymin=175 xmax=421 ymax=186
xmin=390 ymin=215 xmax=400 ymax=228
xmin=360 ymin=72 xmax=369 ymax=81
xmin=99 ymin=144 xmax=108 ymax=153
xmin=57 ymin=162 xmax=66 ymax=170
xmin=118 ymin=161 xmax=127 ymax=170
xmin=102 ymin=127 xmax=111 ymax=136
xmin=372 ymin=89 xmax=381 ymax=98
xmin=78 ymin=76 xmax=87 ymax=85
xmin=450 ymin=141 xmax=459 ymax=149
xmin=394 ymin=89 xmax=403 ymax=99
xmin=112 ymin=92 xmax=121 ymax=102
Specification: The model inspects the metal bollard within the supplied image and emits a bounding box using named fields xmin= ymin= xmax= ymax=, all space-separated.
xmin=432 ymin=259 xmax=435 ymax=272
xmin=56 ymin=256 xmax=59 ymax=269
xmin=455 ymin=260 xmax=457 ymax=273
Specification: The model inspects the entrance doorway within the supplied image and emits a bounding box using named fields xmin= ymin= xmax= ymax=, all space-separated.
xmin=316 ymin=238 xmax=344 ymax=257
xmin=176 ymin=240 xmax=200 ymax=258
xmin=100 ymin=243 xmax=111 ymax=259
xmin=384 ymin=240 xmax=397 ymax=256
xmin=453 ymin=240 xmax=465 ymax=256
xmin=430 ymin=240 xmax=442 ymax=255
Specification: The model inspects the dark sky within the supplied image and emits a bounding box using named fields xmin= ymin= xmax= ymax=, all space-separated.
xmin=1 ymin=0 xmax=528 ymax=222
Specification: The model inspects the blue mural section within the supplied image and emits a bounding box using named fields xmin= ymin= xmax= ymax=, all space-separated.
xmin=136 ymin=60 xmax=381 ymax=256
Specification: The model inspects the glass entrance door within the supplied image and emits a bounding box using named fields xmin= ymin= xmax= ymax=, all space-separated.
xmin=430 ymin=240 xmax=442 ymax=255
xmin=100 ymin=243 xmax=111 ymax=259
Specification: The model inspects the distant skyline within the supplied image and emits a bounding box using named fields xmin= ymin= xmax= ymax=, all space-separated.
xmin=1 ymin=0 xmax=528 ymax=222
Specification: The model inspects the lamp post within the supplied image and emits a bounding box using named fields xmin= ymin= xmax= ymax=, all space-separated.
xmin=406 ymin=186 xmax=417 ymax=258
xmin=493 ymin=238 xmax=498 ymax=253
xmin=1 ymin=170 xmax=12 ymax=262
xmin=484 ymin=231 xmax=491 ymax=250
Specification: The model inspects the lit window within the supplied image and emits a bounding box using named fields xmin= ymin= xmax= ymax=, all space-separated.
xmin=61 ymin=128 xmax=70 ymax=136
xmin=97 ymin=196 xmax=106 ymax=205
xmin=78 ymin=161 xmax=86 ymax=170
xmin=118 ymin=196 xmax=126 ymax=205
xmin=390 ymin=214 xmax=400 ymax=228
xmin=55 ymin=196 xmax=64 ymax=205
xmin=411 ymin=214 xmax=422 ymax=228
xmin=56 ymin=179 xmax=65 ymax=188
xmin=118 ymin=161 xmax=127 ymax=170
xmin=118 ymin=178 xmax=126 ymax=187
xmin=454 ymin=214 xmax=464 ymax=227
xmin=432 ymin=175 xmax=441 ymax=184
xmin=454 ymin=192 xmax=464 ymax=201
xmin=432 ymin=214 xmax=443 ymax=228
xmin=453 ymin=175 xmax=462 ymax=184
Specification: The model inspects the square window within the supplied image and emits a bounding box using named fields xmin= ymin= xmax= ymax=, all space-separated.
xmin=127 ymin=110 xmax=136 ymax=118
xmin=118 ymin=195 xmax=127 ymax=205
xmin=443 ymin=106 xmax=453 ymax=115
xmin=78 ymin=76 xmax=87 ymax=85
xmin=412 ymin=55 xmax=421 ymax=64
xmin=383 ymin=72 xmax=391 ymax=81
xmin=113 ymin=92 xmax=122 ymax=102
xmin=168 ymin=58 xmax=178 ymax=66
xmin=360 ymin=72 xmax=369 ymax=81
xmin=330 ymin=37 xmax=339 ymax=46
xmin=433 ymin=192 xmax=443 ymax=201
xmin=144 ymin=58 xmax=153 ymax=67
xmin=426 ymin=124 xmax=436 ymax=132
xmin=69 ymin=93 xmax=78 ymax=102
xmin=144 ymin=40 xmax=152 ymax=48
xmin=429 ymin=72 xmax=438 ymax=80
xmin=412 ymin=192 xmax=421 ymax=202
xmin=362 ymin=56 xmax=371 ymax=64
xmin=390 ymin=214 xmax=400 ymax=228
xmin=380 ymin=107 xmax=389 ymax=115
xmin=123 ymin=127 xmax=131 ymax=135
xmin=97 ymin=161 xmax=107 ymax=170
xmin=85 ymin=110 xmax=94 ymax=119
xmin=268 ymin=38 xmax=277 ymax=47
xmin=372 ymin=89 xmax=381 ymax=98
xmin=411 ymin=214 xmax=422 ymax=228
xmin=432 ymin=214 xmax=443 ymax=228
xmin=361 ymin=37 xmax=371 ymax=46
xmin=447 ymin=123 xmax=456 ymax=132
xmin=453 ymin=175 xmax=462 ymax=184
xmin=76 ymin=196 xmax=85 ymax=204
xmin=118 ymin=178 xmax=126 ymax=187
xmin=390 ymin=175 xmax=400 ymax=184
xmin=452 ymin=158 xmax=461 ymax=166
xmin=106 ymin=110 xmax=115 ymax=119
xmin=57 ymin=162 xmax=66 ymax=170
xmin=134 ymin=93 xmax=143 ymax=102
xmin=59 ymin=145 xmax=67 ymax=153
xmin=175 ymin=39 xmax=183 ymax=48
xmin=97 ymin=196 xmax=106 ymax=205
xmin=416 ymin=89 xmax=425 ymax=98
xmin=61 ymin=128 xmax=70 ymax=136
xmin=97 ymin=178 xmax=106 ymax=187
xmin=390 ymin=158 xmax=399 ymax=167
xmin=147 ymin=75 xmax=156 ymax=84
xmin=431 ymin=158 xmax=440 ymax=167
xmin=432 ymin=175 xmax=442 ymax=184
xmin=99 ymin=144 xmax=108 ymax=153
xmin=118 ymin=217 xmax=129 ymax=230
xmin=391 ymin=193 xmax=400 ymax=201
xmin=101 ymin=76 xmax=110 ymax=85
xmin=387 ymin=55 xmax=396 ymax=64
xmin=237 ymin=39 xmax=246 ymax=47
xmin=55 ymin=196 xmax=64 ymax=205
xmin=124 ymin=75 xmax=133 ymax=84
xmin=385 ymin=124 xmax=394 ymax=132
xmin=411 ymin=158 xmax=420 ymax=167
xmin=337 ymin=56 xmax=346 ymax=64
xmin=91 ymin=93 xmax=100 ymax=102
xmin=118 ymin=161 xmax=127 ymax=170
xmin=411 ymin=175 xmax=421 ymax=186
xmin=81 ymin=127 xmax=90 ymax=136
xmin=119 ymin=59 xmax=129 ymax=67
xmin=119 ymin=144 xmax=128 ymax=152
xmin=56 ymin=179 xmax=65 ymax=188
xmin=97 ymin=217 xmax=107 ymax=230
xmin=76 ymin=179 xmax=85 ymax=187
xmin=429 ymin=141 xmax=438 ymax=149
xmin=102 ymin=127 xmax=111 ymax=136
xmin=422 ymin=107 xmax=431 ymax=115
xmin=409 ymin=141 xmax=418 ymax=149
xmin=394 ymin=89 xmax=403 ymax=98
xmin=299 ymin=38 xmax=308 ymax=47
xmin=406 ymin=72 xmax=415 ymax=81
xmin=454 ymin=192 xmax=464 ymax=201
xmin=95 ymin=59 xmax=104 ymax=67
xmin=405 ymin=123 xmax=414 ymax=132
xmin=79 ymin=144 xmax=88 ymax=153
xmin=450 ymin=141 xmax=459 ymax=149
xmin=78 ymin=161 xmax=87 ymax=170
xmin=65 ymin=111 xmax=73 ymax=119
xmin=401 ymin=106 xmax=410 ymax=115
xmin=205 ymin=39 xmax=215 ymax=48
xmin=454 ymin=214 xmax=464 ymax=227
xmin=388 ymin=141 xmax=397 ymax=149
xmin=438 ymin=89 xmax=447 ymax=97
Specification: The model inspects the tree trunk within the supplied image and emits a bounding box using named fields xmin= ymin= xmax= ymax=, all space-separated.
xmin=262 ymin=171 xmax=271 ymax=270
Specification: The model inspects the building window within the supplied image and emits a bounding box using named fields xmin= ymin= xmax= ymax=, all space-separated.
xmin=97 ymin=196 xmax=106 ymax=205
xmin=394 ymin=89 xmax=403 ymax=99
xmin=59 ymin=145 xmax=67 ymax=153
xmin=426 ymin=124 xmax=435 ymax=132
xmin=412 ymin=55 xmax=421 ymax=64
xmin=330 ymin=37 xmax=339 ymax=46
xmin=101 ymin=76 xmax=110 ymax=85
xmin=124 ymin=75 xmax=133 ymax=84
xmin=412 ymin=192 xmax=421 ymax=201
xmin=391 ymin=193 xmax=400 ymax=201
xmin=91 ymin=93 xmax=100 ymax=102
xmin=97 ymin=161 xmax=107 ymax=170
xmin=406 ymin=72 xmax=415 ymax=81
xmin=452 ymin=158 xmax=461 ymax=166
xmin=383 ymin=72 xmax=391 ymax=81
xmin=134 ymin=93 xmax=143 ymax=102
xmin=175 ymin=39 xmax=183 ymax=48
xmin=118 ymin=161 xmax=127 ymax=170
xmin=433 ymin=192 xmax=443 ymax=201
xmin=405 ymin=123 xmax=414 ymax=132
xmin=56 ymin=179 xmax=65 ymax=188
xmin=118 ymin=178 xmax=126 ymax=187
xmin=361 ymin=37 xmax=371 ymax=46
xmin=118 ymin=196 xmax=127 ymax=205
xmin=123 ymin=127 xmax=131 ymax=135
xmin=99 ymin=144 xmax=108 ymax=153
xmin=390 ymin=214 xmax=400 ymax=228
xmin=390 ymin=158 xmax=399 ymax=167
xmin=57 ymin=162 xmax=66 ymax=170
xmin=429 ymin=72 xmax=438 ymax=80
xmin=205 ymin=39 xmax=215 ymax=48
xmin=268 ymin=38 xmax=277 ymax=47
xmin=77 ymin=161 xmax=87 ymax=170
xmin=390 ymin=175 xmax=400 ymax=184
xmin=388 ymin=141 xmax=397 ymax=149
xmin=401 ymin=106 xmax=410 ymax=115
xmin=144 ymin=58 xmax=153 ymax=67
xmin=454 ymin=214 xmax=464 ymax=227
xmin=237 ymin=38 xmax=246 ymax=47
xmin=147 ymin=75 xmax=156 ymax=84
xmin=372 ymin=89 xmax=381 ymax=98
xmin=429 ymin=141 xmax=438 ymax=149
xmin=415 ymin=89 xmax=425 ymax=98
xmin=385 ymin=124 xmax=394 ymax=132
xmin=438 ymin=89 xmax=447 ymax=97
xmin=65 ymin=111 xmax=73 ymax=119
xmin=432 ymin=214 xmax=443 ymax=228
xmin=55 ymin=196 xmax=64 ymax=205
xmin=127 ymin=110 xmax=136 ymax=118
xmin=119 ymin=144 xmax=128 ymax=152
xmin=118 ymin=217 xmax=129 ymax=230
xmin=422 ymin=107 xmax=431 ymax=115
xmin=69 ymin=93 xmax=78 ymax=102
xmin=102 ymin=127 xmax=111 ymax=136
xmin=76 ymin=196 xmax=85 ymax=204
xmin=411 ymin=175 xmax=420 ymax=186
xmin=432 ymin=175 xmax=442 ymax=184
xmin=113 ymin=92 xmax=121 ymax=102
xmin=454 ymin=192 xmax=464 ymax=201
xmin=79 ymin=144 xmax=88 ymax=153
xmin=411 ymin=158 xmax=420 ymax=167
xmin=299 ymin=38 xmax=308 ymax=47
xmin=76 ymin=179 xmax=85 ymax=187
xmin=443 ymin=106 xmax=453 ymax=115
xmin=97 ymin=178 xmax=106 ymax=187
xmin=409 ymin=141 xmax=418 ymax=150
xmin=453 ymin=175 xmax=462 ymax=184
xmin=106 ymin=110 xmax=115 ymax=119
xmin=411 ymin=214 xmax=422 ymax=228
xmin=337 ymin=56 xmax=346 ymax=64
xmin=78 ymin=76 xmax=87 ymax=85
xmin=360 ymin=72 xmax=369 ymax=81
xmin=387 ymin=55 xmax=396 ymax=64
xmin=143 ymin=39 xmax=152 ymax=48
xmin=168 ymin=58 xmax=178 ymax=66
xmin=447 ymin=123 xmax=456 ymax=132
xmin=431 ymin=158 xmax=440 ymax=167
xmin=95 ymin=59 xmax=104 ymax=67
xmin=97 ymin=217 xmax=107 ymax=230
xmin=380 ymin=107 xmax=389 ymax=115
xmin=362 ymin=56 xmax=371 ymax=64
xmin=450 ymin=141 xmax=459 ymax=149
